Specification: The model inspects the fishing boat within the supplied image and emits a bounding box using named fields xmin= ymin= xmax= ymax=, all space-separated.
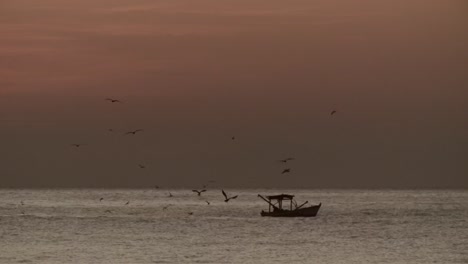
xmin=258 ymin=194 xmax=321 ymax=217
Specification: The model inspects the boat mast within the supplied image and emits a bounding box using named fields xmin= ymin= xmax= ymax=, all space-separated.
xmin=257 ymin=195 xmax=280 ymax=212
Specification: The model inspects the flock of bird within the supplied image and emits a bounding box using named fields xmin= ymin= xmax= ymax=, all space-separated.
xmin=17 ymin=98 xmax=337 ymax=216
xmin=279 ymin=157 xmax=295 ymax=175
xmin=71 ymin=98 xmax=247 ymax=215
xmin=72 ymin=97 xmax=337 ymax=174
xmin=18 ymin=187 xmax=240 ymax=216
xmin=35 ymin=188 xmax=238 ymax=215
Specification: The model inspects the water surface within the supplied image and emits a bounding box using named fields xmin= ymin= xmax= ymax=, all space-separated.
xmin=1 ymin=189 xmax=467 ymax=263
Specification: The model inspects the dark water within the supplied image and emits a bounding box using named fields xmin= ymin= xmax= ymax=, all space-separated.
xmin=0 ymin=189 xmax=467 ymax=263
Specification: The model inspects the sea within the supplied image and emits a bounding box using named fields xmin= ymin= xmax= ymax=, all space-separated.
xmin=0 ymin=189 xmax=467 ymax=264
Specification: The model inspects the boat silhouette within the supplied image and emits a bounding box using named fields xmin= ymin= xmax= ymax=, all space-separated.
xmin=258 ymin=194 xmax=321 ymax=217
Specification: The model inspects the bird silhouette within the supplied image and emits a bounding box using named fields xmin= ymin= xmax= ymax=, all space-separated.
xmin=99 ymin=197 xmax=104 ymax=202
xmin=125 ymin=201 xmax=130 ymax=205
xmin=222 ymin=190 xmax=238 ymax=203
xmin=154 ymin=185 xmax=160 ymax=189
xmin=138 ymin=164 xmax=146 ymax=169
xmin=168 ymin=192 xmax=173 ymax=197
xmin=231 ymin=136 xmax=235 ymax=140
xmin=188 ymin=212 xmax=194 ymax=215
xmin=105 ymin=98 xmax=122 ymax=103
xmin=125 ymin=129 xmax=143 ymax=135
xmin=205 ymin=201 xmax=211 ymax=205
xmin=331 ymin=110 xmax=337 ymax=116
xmin=192 ymin=189 xmax=206 ymax=196
xmin=71 ymin=144 xmax=85 ymax=148
xmin=279 ymin=158 xmax=295 ymax=163
xmin=282 ymin=168 xmax=291 ymax=174
xmin=105 ymin=210 xmax=112 ymax=213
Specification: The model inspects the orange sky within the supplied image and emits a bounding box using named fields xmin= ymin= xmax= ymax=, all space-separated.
xmin=1 ymin=0 xmax=467 ymax=187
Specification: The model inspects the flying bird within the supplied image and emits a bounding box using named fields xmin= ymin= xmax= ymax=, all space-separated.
xmin=99 ymin=197 xmax=104 ymax=202
xmin=125 ymin=201 xmax=130 ymax=205
xmin=168 ymin=192 xmax=173 ymax=197
xmin=104 ymin=210 xmax=112 ymax=213
xmin=154 ymin=185 xmax=159 ymax=189
xmin=125 ymin=129 xmax=143 ymax=135
xmin=282 ymin=168 xmax=291 ymax=174
xmin=105 ymin=98 xmax=122 ymax=103
xmin=138 ymin=164 xmax=146 ymax=169
xmin=205 ymin=201 xmax=210 ymax=205
xmin=188 ymin=212 xmax=194 ymax=215
xmin=330 ymin=110 xmax=337 ymax=116
xmin=231 ymin=136 xmax=235 ymax=140
xmin=71 ymin=144 xmax=85 ymax=148
xmin=192 ymin=189 xmax=207 ymax=196
xmin=278 ymin=158 xmax=295 ymax=163
xmin=222 ymin=190 xmax=238 ymax=203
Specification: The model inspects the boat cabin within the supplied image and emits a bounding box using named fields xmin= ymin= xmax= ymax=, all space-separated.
xmin=263 ymin=194 xmax=297 ymax=212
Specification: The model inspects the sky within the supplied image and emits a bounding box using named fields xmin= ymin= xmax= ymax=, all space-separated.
xmin=1 ymin=0 xmax=467 ymax=188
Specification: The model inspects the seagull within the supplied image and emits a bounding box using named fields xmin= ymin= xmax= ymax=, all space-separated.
xmin=331 ymin=110 xmax=337 ymax=116
xmin=188 ymin=212 xmax=194 ymax=215
xmin=205 ymin=201 xmax=210 ymax=205
xmin=192 ymin=189 xmax=206 ymax=196
xmin=278 ymin=158 xmax=295 ymax=163
xmin=105 ymin=98 xmax=122 ymax=103
xmin=99 ymin=197 xmax=104 ymax=202
xmin=222 ymin=190 xmax=238 ymax=203
xmin=138 ymin=164 xmax=146 ymax=169
xmin=125 ymin=201 xmax=130 ymax=205
xmin=71 ymin=144 xmax=85 ymax=148
xmin=282 ymin=168 xmax=291 ymax=174
xmin=168 ymin=192 xmax=173 ymax=197
xmin=125 ymin=129 xmax=143 ymax=135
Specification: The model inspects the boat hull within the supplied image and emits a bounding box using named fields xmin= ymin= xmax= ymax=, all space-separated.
xmin=261 ymin=203 xmax=321 ymax=217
